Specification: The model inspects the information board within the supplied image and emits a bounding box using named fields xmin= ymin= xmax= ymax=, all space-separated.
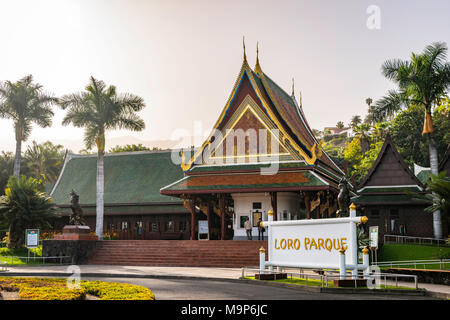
xmin=198 ymin=220 xmax=209 ymax=234
xmin=369 ymin=226 xmax=379 ymax=249
xmin=26 ymin=229 xmax=39 ymax=248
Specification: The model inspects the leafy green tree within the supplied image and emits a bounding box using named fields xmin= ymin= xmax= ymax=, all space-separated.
xmin=58 ymin=77 xmax=146 ymax=239
xmin=109 ymin=144 xmax=150 ymax=153
xmin=0 ymin=152 xmax=14 ymax=195
xmin=390 ymin=101 xmax=450 ymax=168
xmin=0 ymin=175 xmax=58 ymax=249
xmin=374 ymin=42 xmax=450 ymax=239
xmin=0 ymin=75 xmax=57 ymax=178
xmin=24 ymin=141 xmax=66 ymax=185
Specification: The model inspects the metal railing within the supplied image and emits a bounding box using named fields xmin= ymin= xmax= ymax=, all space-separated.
xmin=384 ymin=234 xmax=449 ymax=246
xmin=373 ymin=259 xmax=450 ymax=270
xmin=240 ymin=266 xmax=419 ymax=290
xmin=0 ymin=255 xmax=72 ymax=268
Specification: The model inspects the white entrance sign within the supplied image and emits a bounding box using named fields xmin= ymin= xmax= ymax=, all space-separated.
xmin=26 ymin=229 xmax=39 ymax=248
xmin=260 ymin=204 xmax=370 ymax=278
xmin=267 ymin=219 xmax=354 ymax=269
xmin=369 ymin=226 xmax=379 ymax=249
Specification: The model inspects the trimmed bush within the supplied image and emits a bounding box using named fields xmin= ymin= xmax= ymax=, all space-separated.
xmin=0 ymin=277 xmax=155 ymax=300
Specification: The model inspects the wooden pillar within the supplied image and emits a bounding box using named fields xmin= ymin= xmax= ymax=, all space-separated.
xmin=206 ymin=201 xmax=211 ymax=240
xmin=270 ymin=192 xmax=278 ymax=221
xmin=220 ymin=194 xmax=226 ymax=240
xmin=304 ymin=193 xmax=311 ymax=219
xmin=184 ymin=198 xmax=196 ymax=240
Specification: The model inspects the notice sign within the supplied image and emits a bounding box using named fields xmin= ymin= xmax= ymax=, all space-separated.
xmin=369 ymin=226 xmax=379 ymax=249
xmin=198 ymin=220 xmax=209 ymax=234
xmin=266 ymin=218 xmax=356 ymax=269
xmin=26 ymin=229 xmax=39 ymax=248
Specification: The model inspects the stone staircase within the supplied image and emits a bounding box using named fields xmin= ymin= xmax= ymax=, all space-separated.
xmin=84 ymin=240 xmax=268 ymax=267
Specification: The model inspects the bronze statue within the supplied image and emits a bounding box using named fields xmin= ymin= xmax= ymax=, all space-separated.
xmin=336 ymin=178 xmax=350 ymax=217
xmin=69 ymin=190 xmax=85 ymax=225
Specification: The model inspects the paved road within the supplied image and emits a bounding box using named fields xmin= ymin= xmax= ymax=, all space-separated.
xmin=85 ymin=277 xmax=436 ymax=300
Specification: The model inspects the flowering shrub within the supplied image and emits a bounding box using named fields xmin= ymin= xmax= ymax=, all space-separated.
xmin=0 ymin=277 xmax=155 ymax=300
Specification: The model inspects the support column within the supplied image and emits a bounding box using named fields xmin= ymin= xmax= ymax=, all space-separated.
xmin=220 ymin=194 xmax=226 ymax=240
xmin=270 ymin=192 xmax=277 ymax=221
xmin=304 ymin=193 xmax=311 ymax=219
xmin=206 ymin=202 xmax=211 ymax=240
xmin=184 ymin=198 xmax=196 ymax=240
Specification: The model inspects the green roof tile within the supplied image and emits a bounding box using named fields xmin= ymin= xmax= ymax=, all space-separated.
xmin=51 ymin=151 xmax=185 ymax=206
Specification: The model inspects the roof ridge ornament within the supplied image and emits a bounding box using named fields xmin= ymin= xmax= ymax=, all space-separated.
xmin=254 ymin=41 xmax=262 ymax=74
xmin=291 ymin=78 xmax=295 ymax=96
xmin=243 ymin=36 xmax=247 ymax=63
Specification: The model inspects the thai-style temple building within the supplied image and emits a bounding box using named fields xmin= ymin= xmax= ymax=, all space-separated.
xmin=160 ymin=45 xmax=346 ymax=240
xmin=51 ymin=45 xmax=347 ymax=241
xmin=352 ymin=135 xmax=449 ymax=241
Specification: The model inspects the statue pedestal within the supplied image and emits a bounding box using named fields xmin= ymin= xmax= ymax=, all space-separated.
xmin=54 ymin=225 xmax=98 ymax=241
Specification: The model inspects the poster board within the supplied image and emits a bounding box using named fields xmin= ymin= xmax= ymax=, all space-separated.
xmin=25 ymin=229 xmax=39 ymax=248
xmin=369 ymin=226 xmax=379 ymax=249
xmin=198 ymin=220 xmax=209 ymax=240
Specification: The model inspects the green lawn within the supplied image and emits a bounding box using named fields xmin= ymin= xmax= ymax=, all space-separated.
xmin=378 ymin=244 xmax=450 ymax=261
xmin=0 ymin=246 xmax=47 ymax=266
xmin=242 ymin=276 xmax=415 ymax=290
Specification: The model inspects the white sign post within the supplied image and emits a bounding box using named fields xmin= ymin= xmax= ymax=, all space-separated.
xmin=261 ymin=204 xmax=369 ymax=279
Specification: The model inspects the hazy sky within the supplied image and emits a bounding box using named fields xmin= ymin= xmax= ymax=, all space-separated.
xmin=0 ymin=0 xmax=449 ymax=152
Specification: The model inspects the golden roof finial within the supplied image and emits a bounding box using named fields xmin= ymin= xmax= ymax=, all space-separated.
xmin=243 ymin=36 xmax=247 ymax=62
xmin=254 ymin=41 xmax=262 ymax=74
xmin=291 ymin=78 xmax=295 ymax=96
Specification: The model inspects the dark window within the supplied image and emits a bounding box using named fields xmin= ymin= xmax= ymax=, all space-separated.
xmin=370 ymin=209 xmax=380 ymax=218
xmin=151 ymin=222 xmax=159 ymax=232
xmin=165 ymin=220 xmax=174 ymax=232
xmin=179 ymin=221 xmax=185 ymax=232
xmin=390 ymin=209 xmax=399 ymax=219
xmin=252 ymin=202 xmax=262 ymax=210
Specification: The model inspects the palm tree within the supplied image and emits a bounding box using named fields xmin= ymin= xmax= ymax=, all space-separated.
xmin=412 ymin=172 xmax=449 ymax=230
xmin=0 ymin=175 xmax=57 ymax=249
xmin=58 ymin=77 xmax=146 ymax=239
xmin=349 ymin=115 xmax=362 ymax=129
xmin=374 ymin=42 xmax=450 ymax=239
xmin=24 ymin=141 xmax=66 ymax=185
xmin=336 ymin=121 xmax=345 ymax=129
xmin=0 ymin=75 xmax=57 ymax=179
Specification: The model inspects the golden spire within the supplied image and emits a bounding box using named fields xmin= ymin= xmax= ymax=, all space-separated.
xmin=291 ymin=78 xmax=295 ymax=96
xmin=254 ymin=41 xmax=262 ymax=74
xmin=243 ymin=36 xmax=247 ymax=63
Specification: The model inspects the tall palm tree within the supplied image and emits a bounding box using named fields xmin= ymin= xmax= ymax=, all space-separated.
xmin=58 ymin=77 xmax=146 ymax=239
xmin=0 ymin=75 xmax=57 ymax=178
xmin=374 ymin=42 xmax=450 ymax=239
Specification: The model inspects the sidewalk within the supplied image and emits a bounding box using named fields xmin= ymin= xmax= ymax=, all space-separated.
xmin=1 ymin=264 xmax=449 ymax=298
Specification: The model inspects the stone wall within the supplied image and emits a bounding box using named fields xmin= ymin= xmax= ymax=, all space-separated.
xmin=42 ymin=240 xmax=98 ymax=265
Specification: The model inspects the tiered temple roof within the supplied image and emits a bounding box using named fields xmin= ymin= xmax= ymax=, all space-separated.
xmin=161 ymin=47 xmax=345 ymax=196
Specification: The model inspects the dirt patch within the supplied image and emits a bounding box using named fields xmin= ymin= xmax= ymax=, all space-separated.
xmin=1 ymin=290 xmax=20 ymax=300
xmin=85 ymin=294 xmax=100 ymax=300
